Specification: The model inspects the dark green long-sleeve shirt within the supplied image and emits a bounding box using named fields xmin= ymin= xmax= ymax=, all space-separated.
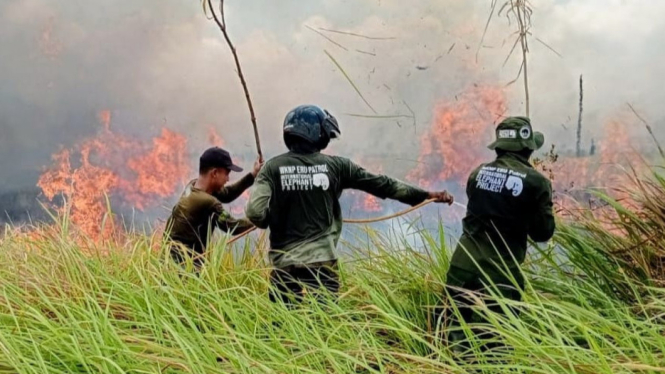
xmin=450 ymin=152 xmax=555 ymax=273
xmin=165 ymin=173 xmax=255 ymax=256
xmin=245 ymin=151 xmax=430 ymax=268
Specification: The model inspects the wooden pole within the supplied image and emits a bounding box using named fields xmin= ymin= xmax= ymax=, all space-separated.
xmin=206 ymin=0 xmax=263 ymax=160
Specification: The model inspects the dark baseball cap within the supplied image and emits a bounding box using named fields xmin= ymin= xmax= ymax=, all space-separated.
xmin=199 ymin=147 xmax=243 ymax=173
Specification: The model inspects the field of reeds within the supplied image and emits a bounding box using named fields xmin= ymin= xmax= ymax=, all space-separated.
xmin=0 ymin=167 xmax=664 ymax=374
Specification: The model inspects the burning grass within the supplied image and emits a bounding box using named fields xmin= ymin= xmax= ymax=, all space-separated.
xmin=37 ymin=111 xmax=190 ymax=241
xmin=1 ymin=165 xmax=665 ymax=373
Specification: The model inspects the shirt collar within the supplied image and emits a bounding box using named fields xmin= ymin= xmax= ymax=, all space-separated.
xmin=497 ymin=151 xmax=532 ymax=167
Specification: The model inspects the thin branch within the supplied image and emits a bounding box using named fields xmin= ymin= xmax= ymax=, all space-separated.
xmin=498 ymin=1 xmax=511 ymax=16
xmin=502 ymin=34 xmax=521 ymax=67
xmin=402 ymin=99 xmax=417 ymax=132
xmin=324 ymin=49 xmax=377 ymax=114
xmin=201 ymin=0 xmax=213 ymax=20
xmin=535 ymin=37 xmax=562 ymax=58
xmin=627 ymin=103 xmax=665 ymax=159
xmin=305 ymin=25 xmax=348 ymax=51
xmin=318 ymin=27 xmax=396 ymax=40
xmin=505 ymin=59 xmax=524 ymax=87
xmin=206 ymin=0 xmax=262 ymax=159
xmin=219 ymin=0 xmax=226 ymax=26
xmin=476 ymin=0 xmax=499 ymax=63
xmin=355 ymin=49 xmax=376 ymax=56
xmin=516 ymin=2 xmax=530 ymax=116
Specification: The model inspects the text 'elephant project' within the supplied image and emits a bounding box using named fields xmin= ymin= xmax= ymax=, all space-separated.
xmin=279 ymin=165 xmax=331 ymax=192
xmin=475 ymin=166 xmax=526 ymax=197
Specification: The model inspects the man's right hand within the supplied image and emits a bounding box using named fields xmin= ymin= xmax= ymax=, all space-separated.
xmin=252 ymin=156 xmax=265 ymax=177
xmin=428 ymin=191 xmax=454 ymax=205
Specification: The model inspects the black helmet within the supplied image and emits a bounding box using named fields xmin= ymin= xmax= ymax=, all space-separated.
xmin=283 ymin=105 xmax=341 ymax=148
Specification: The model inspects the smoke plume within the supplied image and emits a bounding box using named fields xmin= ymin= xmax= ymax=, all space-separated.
xmin=1 ymin=0 xmax=663 ymax=225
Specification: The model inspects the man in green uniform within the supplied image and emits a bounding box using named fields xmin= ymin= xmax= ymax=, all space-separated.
xmin=245 ymin=104 xmax=454 ymax=306
xmin=441 ymin=116 xmax=555 ymax=348
xmin=165 ymin=147 xmax=261 ymax=271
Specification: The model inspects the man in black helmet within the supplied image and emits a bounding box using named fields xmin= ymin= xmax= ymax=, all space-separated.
xmin=440 ymin=116 xmax=555 ymax=349
xmin=245 ymin=104 xmax=454 ymax=306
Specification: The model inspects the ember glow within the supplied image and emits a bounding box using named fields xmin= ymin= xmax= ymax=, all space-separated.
xmin=37 ymin=111 xmax=190 ymax=240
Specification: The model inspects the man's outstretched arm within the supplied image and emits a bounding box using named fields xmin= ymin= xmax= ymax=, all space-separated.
xmin=340 ymin=157 xmax=453 ymax=206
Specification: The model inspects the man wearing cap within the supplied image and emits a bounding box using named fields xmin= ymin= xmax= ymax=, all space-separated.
xmin=165 ymin=147 xmax=262 ymax=271
xmin=245 ymin=104 xmax=454 ymax=306
xmin=440 ymin=116 xmax=555 ymax=349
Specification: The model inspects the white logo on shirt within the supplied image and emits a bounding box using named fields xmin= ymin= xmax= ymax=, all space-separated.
xmin=475 ymin=166 xmax=526 ymax=197
xmin=312 ymin=173 xmax=330 ymax=191
xmin=279 ymin=164 xmax=330 ymax=192
xmin=505 ymin=176 xmax=524 ymax=196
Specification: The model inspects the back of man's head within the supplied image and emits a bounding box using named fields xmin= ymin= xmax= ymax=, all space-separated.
xmin=284 ymin=133 xmax=321 ymax=154
xmin=282 ymin=105 xmax=341 ymax=153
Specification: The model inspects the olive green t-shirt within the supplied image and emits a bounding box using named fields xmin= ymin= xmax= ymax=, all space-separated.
xmin=245 ymin=151 xmax=430 ymax=268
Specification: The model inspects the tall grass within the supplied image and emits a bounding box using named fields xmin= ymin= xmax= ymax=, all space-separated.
xmin=555 ymin=168 xmax=665 ymax=302
xmin=1 ymin=169 xmax=664 ymax=373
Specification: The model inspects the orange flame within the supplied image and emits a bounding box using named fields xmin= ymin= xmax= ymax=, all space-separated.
xmin=407 ymin=85 xmax=507 ymax=189
xmin=123 ymin=128 xmax=189 ymax=210
xmin=38 ymin=111 xmax=191 ymax=241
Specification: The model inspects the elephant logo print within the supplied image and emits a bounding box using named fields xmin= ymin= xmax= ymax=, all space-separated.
xmin=505 ymin=176 xmax=524 ymax=196
xmin=313 ymin=173 xmax=330 ymax=191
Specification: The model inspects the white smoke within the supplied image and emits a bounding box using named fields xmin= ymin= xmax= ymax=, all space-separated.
xmin=1 ymin=0 xmax=663 ymax=196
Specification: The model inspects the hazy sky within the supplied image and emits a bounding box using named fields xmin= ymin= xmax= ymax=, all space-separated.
xmin=1 ymin=0 xmax=663 ymax=192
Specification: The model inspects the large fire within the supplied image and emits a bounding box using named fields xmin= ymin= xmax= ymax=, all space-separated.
xmin=33 ymin=87 xmax=651 ymax=243
xmin=37 ymin=111 xmax=190 ymax=241
xmin=405 ymin=85 xmax=646 ymax=210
